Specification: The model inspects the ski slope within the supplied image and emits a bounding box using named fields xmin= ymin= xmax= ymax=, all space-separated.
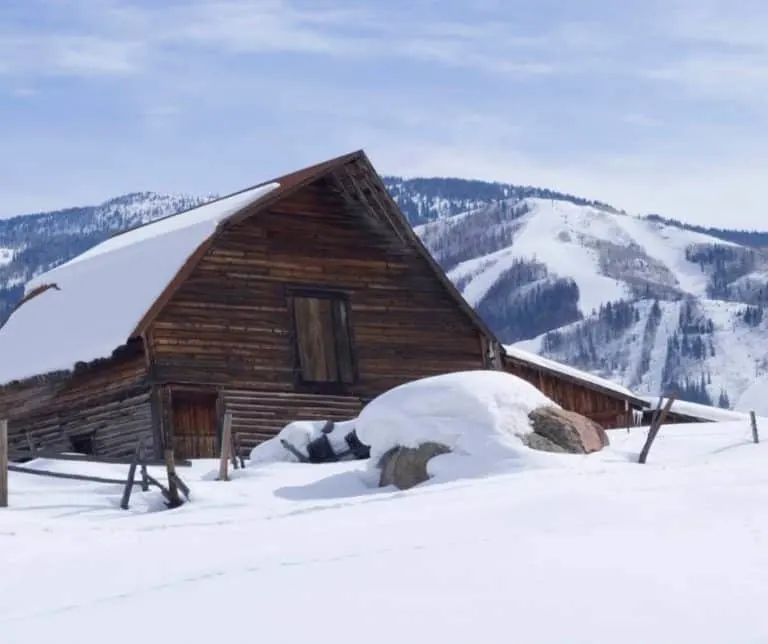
xmin=424 ymin=197 xmax=755 ymax=318
xmin=3 ymin=420 xmax=768 ymax=644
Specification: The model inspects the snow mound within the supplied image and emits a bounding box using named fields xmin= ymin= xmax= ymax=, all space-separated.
xmin=250 ymin=418 xmax=358 ymax=464
xmin=356 ymin=370 xmax=559 ymax=466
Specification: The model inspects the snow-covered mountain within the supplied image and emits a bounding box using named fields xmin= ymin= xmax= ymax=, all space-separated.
xmin=2 ymin=177 xmax=767 ymax=410
xmin=415 ymin=194 xmax=768 ymax=410
xmin=0 ymin=192 xmax=211 ymax=319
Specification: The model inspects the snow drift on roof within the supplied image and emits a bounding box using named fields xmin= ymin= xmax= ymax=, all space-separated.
xmin=0 ymin=182 xmax=279 ymax=385
xmin=504 ymin=344 xmax=637 ymax=399
xmin=640 ymin=396 xmax=752 ymax=423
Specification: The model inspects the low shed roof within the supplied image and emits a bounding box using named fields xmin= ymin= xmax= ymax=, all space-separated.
xmin=504 ymin=345 xmax=647 ymax=407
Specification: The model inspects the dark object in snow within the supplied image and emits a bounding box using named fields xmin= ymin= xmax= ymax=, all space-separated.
xmin=280 ymin=439 xmax=309 ymax=463
xmin=344 ymin=430 xmax=371 ymax=460
xmin=281 ymin=423 xmax=371 ymax=464
xmin=306 ymin=432 xmax=337 ymax=463
xmin=378 ymin=442 xmax=451 ymax=490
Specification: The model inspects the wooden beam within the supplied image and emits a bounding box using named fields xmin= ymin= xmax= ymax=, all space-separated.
xmin=8 ymin=463 xmax=146 ymax=486
xmin=750 ymin=411 xmax=760 ymax=444
xmin=342 ymin=165 xmax=409 ymax=244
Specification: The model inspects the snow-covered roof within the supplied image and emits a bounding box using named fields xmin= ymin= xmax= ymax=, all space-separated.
xmin=503 ymin=344 xmax=643 ymax=402
xmin=640 ymin=396 xmax=752 ymax=423
xmin=0 ymin=182 xmax=279 ymax=385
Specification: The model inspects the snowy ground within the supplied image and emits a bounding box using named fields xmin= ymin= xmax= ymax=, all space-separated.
xmin=3 ymin=420 xmax=768 ymax=644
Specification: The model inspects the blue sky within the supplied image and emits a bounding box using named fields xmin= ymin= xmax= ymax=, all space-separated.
xmin=1 ymin=0 xmax=767 ymax=228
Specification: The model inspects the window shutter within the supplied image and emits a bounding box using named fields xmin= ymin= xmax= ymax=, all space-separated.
xmin=292 ymin=293 xmax=354 ymax=385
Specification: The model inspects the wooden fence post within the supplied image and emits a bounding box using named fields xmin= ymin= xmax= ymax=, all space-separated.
xmin=750 ymin=411 xmax=760 ymax=444
xmin=218 ymin=411 xmax=233 ymax=481
xmin=0 ymin=419 xmax=7 ymax=508
xmin=120 ymin=439 xmax=143 ymax=510
xmin=639 ymin=393 xmax=677 ymax=464
xmin=164 ymin=449 xmax=183 ymax=508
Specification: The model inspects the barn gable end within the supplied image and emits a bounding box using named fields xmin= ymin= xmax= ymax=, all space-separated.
xmin=145 ymin=161 xmax=493 ymax=456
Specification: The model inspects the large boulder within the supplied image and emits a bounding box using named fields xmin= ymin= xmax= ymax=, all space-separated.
xmin=519 ymin=431 xmax=567 ymax=453
xmin=378 ymin=442 xmax=451 ymax=490
xmin=527 ymin=406 xmax=609 ymax=454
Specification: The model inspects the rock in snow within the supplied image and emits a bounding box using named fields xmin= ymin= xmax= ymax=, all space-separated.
xmin=378 ymin=442 xmax=452 ymax=490
xmin=355 ymin=370 xmax=558 ymax=463
xmin=356 ymin=370 xmax=569 ymax=487
xmin=527 ymin=406 xmax=610 ymax=454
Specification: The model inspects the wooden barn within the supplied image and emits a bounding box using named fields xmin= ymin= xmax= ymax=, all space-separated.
xmin=0 ymin=150 xmax=647 ymax=462
xmin=502 ymin=346 xmax=647 ymax=429
xmin=0 ymin=151 xmax=506 ymax=461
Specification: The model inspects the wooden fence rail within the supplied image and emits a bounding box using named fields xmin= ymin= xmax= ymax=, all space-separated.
xmin=5 ymin=434 xmax=191 ymax=510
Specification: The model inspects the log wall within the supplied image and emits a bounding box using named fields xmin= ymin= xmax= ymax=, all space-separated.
xmin=221 ymin=389 xmax=364 ymax=454
xmin=503 ymin=358 xmax=632 ymax=429
xmin=1 ymin=352 xmax=155 ymax=460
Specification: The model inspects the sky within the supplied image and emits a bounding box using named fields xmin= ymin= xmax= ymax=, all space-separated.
xmin=1 ymin=0 xmax=767 ymax=229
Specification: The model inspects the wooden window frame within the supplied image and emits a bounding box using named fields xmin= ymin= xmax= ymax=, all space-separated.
xmin=285 ymin=286 xmax=358 ymax=393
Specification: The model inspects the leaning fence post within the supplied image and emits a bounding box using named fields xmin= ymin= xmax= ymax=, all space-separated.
xmin=750 ymin=411 xmax=760 ymax=444
xmin=0 ymin=419 xmax=7 ymax=508
xmin=164 ymin=449 xmax=183 ymax=508
xmin=120 ymin=439 xmax=143 ymax=510
xmin=639 ymin=393 xmax=676 ymax=464
xmin=218 ymin=411 xmax=233 ymax=481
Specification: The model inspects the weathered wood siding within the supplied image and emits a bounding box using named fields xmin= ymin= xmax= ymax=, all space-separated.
xmin=503 ymin=358 xmax=631 ymax=429
xmin=1 ymin=352 xmax=154 ymax=460
xmin=639 ymin=409 xmax=709 ymax=425
xmin=221 ymin=389 xmax=364 ymax=454
xmin=147 ymin=176 xmax=487 ymax=447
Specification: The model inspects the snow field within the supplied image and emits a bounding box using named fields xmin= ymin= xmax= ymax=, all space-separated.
xmin=3 ymin=418 xmax=768 ymax=644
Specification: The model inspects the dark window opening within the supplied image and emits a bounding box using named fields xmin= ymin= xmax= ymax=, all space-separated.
xmin=69 ymin=431 xmax=96 ymax=455
xmin=290 ymin=291 xmax=356 ymax=386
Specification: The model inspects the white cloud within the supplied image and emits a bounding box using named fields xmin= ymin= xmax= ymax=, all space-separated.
xmin=622 ymin=113 xmax=663 ymax=128
xmin=3 ymin=0 xmax=768 ymax=231
xmin=0 ymin=32 xmax=144 ymax=77
xmin=643 ymin=0 xmax=768 ymax=104
xmin=0 ymin=1 xmax=579 ymax=79
xmin=9 ymin=87 xmax=39 ymax=98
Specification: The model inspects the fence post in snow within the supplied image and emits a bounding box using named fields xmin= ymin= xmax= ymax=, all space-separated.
xmin=217 ymin=411 xmax=233 ymax=481
xmin=163 ymin=449 xmax=183 ymax=509
xmin=638 ymin=393 xmax=676 ymax=464
xmin=0 ymin=419 xmax=8 ymax=507
xmin=750 ymin=411 xmax=759 ymax=444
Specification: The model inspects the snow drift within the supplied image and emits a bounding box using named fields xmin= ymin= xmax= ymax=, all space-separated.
xmin=251 ymin=370 xmax=565 ymax=485
xmin=250 ymin=418 xmax=359 ymax=464
xmin=355 ymin=370 xmax=559 ymax=463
